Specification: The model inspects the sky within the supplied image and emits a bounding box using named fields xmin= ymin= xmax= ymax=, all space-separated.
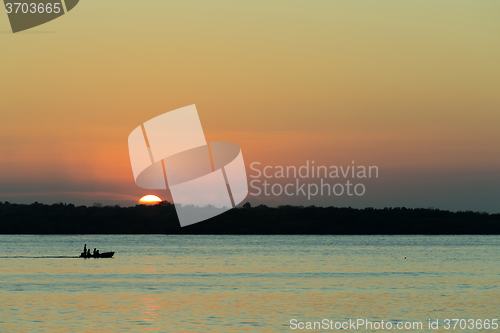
xmin=1 ymin=1 xmax=499 ymax=212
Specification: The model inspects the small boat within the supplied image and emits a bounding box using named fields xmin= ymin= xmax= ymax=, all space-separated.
xmin=79 ymin=251 xmax=115 ymax=258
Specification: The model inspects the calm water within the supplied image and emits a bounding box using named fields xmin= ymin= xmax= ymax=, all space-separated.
xmin=0 ymin=235 xmax=498 ymax=332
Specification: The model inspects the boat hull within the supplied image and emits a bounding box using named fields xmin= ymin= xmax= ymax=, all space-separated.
xmin=79 ymin=252 xmax=114 ymax=258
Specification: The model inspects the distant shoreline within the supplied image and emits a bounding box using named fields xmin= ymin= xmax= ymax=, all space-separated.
xmin=1 ymin=202 xmax=499 ymax=235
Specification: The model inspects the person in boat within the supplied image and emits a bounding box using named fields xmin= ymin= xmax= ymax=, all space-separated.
xmin=96 ymin=249 xmax=100 ymax=256
xmin=93 ymin=248 xmax=97 ymax=257
xmin=82 ymin=244 xmax=88 ymax=257
xmin=87 ymin=249 xmax=91 ymax=257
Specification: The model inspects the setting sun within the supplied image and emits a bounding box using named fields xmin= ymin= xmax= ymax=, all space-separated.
xmin=138 ymin=195 xmax=162 ymax=205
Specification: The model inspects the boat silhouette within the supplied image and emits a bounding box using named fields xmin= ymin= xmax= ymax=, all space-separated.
xmin=79 ymin=251 xmax=114 ymax=258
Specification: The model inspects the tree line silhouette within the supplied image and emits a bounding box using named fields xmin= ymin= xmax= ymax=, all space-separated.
xmin=0 ymin=201 xmax=499 ymax=234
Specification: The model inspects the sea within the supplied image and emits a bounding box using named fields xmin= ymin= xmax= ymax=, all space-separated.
xmin=0 ymin=235 xmax=498 ymax=332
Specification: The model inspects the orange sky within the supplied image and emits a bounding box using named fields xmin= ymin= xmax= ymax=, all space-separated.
xmin=1 ymin=1 xmax=499 ymax=211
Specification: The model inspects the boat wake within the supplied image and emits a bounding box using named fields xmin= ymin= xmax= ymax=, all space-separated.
xmin=0 ymin=256 xmax=81 ymax=259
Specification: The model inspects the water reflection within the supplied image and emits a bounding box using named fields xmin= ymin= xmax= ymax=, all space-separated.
xmin=140 ymin=297 xmax=161 ymax=331
xmin=0 ymin=235 xmax=498 ymax=332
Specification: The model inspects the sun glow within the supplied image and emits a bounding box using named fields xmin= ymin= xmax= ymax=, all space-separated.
xmin=139 ymin=195 xmax=162 ymax=205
